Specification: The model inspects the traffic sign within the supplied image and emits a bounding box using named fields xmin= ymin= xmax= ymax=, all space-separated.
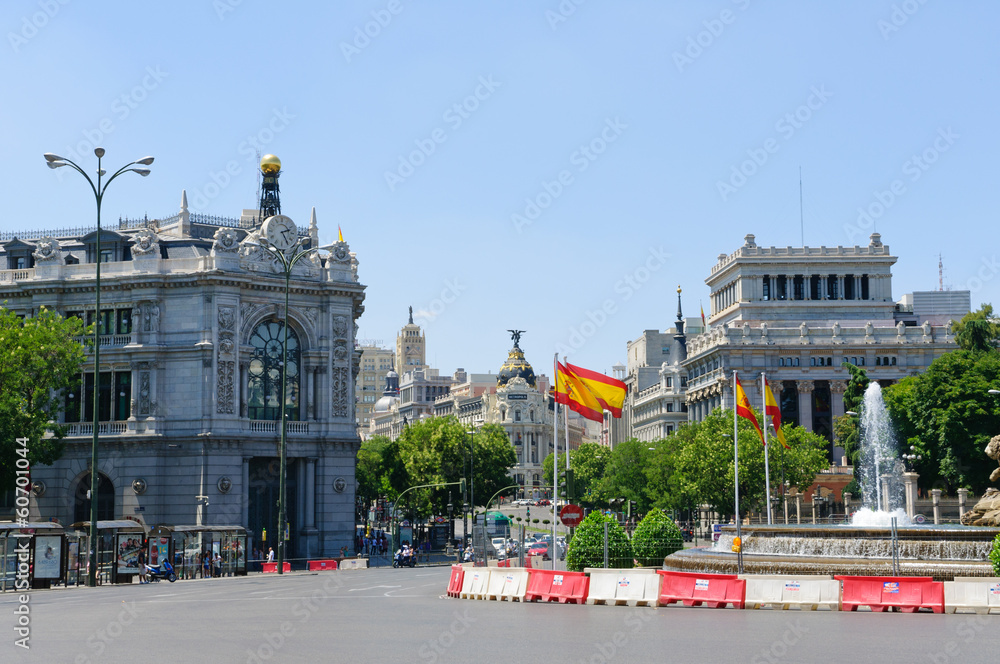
xmin=559 ymin=504 xmax=584 ymax=527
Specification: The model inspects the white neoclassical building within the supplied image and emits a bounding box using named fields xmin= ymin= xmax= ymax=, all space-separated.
xmin=0 ymin=187 xmax=365 ymax=559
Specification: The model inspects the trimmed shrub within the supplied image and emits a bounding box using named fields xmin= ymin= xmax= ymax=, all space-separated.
xmin=991 ymin=532 xmax=1000 ymax=577
xmin=566 ymin=511 xmax=633 ymax=571
xmin=630 ymin=509 xmax=684 ymax=567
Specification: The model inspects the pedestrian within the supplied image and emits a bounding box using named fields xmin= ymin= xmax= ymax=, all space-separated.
xmin=203 ymin=551 xmax=212 ymax=578
xmin=267 ymin=547 xmax=275 ymax=563
xmin=214 ymin=551 xmax=223 ymax=577
xmin=137 ymin=545 xmax=147 ymax=584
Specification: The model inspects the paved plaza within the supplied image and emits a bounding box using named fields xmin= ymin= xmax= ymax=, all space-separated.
xmin=3 ymin=566 xmax=997 ymax=663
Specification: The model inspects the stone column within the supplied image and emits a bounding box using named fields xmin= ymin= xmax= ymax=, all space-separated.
xmin=795 ymin=494 xmax=802 ymax=525
xmin=797 ymin=381 xmax=814 ymax=432
xmin=811 ymin=495 xmax=817 ymax=524
xmin=880 ymin=475 xmax=891 ymax=512
xmin=843 ymin=492 xmax=852 ymax=518
xmin=903 ymin=472 xmax=919 ymax=519
xmin=931 ymin=488 xmax=942 ymax=525
xmin=958 ymin=488 xmax=969 ymax=518
xmin=837 ymin=275 xmax=845 ymax=300
xmin=783 ymin=495 xmax=789 ymax=524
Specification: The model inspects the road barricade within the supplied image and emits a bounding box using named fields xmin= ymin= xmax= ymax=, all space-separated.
xmin=485 ymin=567 xmax=529 ymax=601
xmin=585 ymin=568 xmax=660 ymax=607
xmin=261 ymin=562 xmax=291 ymax=574
xmin=524 ymin=569 xmax=589 ymax=604
xmin=447 ymin=565 xmax=465 ymax=598
xmin=338 ymin=558 xmax=369 ymax=570
xmin=308 ymin=560 xmax=338 ymax=571
xmin=944 ymin=577 xmax=1000 ymax=615
xmin=459 ymin=568 xmax=492 ymax=600
xmin=836 ymin=576 xmax=944 ymax=613
xmin=657 ymin=570 xmax=746 ymax=609
xmin=741 ymin=575 xmax=840 ymax=611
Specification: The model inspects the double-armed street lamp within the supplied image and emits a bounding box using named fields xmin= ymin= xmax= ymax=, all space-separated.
xmin=246 ymin=217 xmax=315 ymax=574
xmin=44 ymin=149 xmax=153 ymax=587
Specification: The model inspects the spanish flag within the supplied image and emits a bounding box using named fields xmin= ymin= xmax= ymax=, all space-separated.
xmin=555 ymin=362 xmax=604 ymax=423
xmin=735 ymin=376 xmax=765 ymax=445
xmin=564 ymin=362 xmax=627 ymax=418
xmin=763 ymin=378 xmax=788 ymax=449
xmin=700 ymin=302 xmax=707 ymax=330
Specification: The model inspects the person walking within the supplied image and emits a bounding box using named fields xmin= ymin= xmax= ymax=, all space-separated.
xmin=267 ymin=547 xmax=275 ymax=563
xmin=137 ymin=545 xmax=147 ymax=584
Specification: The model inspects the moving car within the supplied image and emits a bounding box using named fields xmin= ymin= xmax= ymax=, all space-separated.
xmin=526 ymin=541 xmax=550 ymax=561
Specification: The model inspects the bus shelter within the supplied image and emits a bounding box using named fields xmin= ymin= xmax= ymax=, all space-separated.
xmin=70 ymin=520 xmax=148 ymax=585
xmin=1 ymin=522 xmax=67 ymax=591
xmin=148 ymin=525 xmax=247 ymax=579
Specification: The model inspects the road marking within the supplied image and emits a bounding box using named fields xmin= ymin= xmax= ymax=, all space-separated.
xmin=349 ymin=585 xmax=401 ymax=592
xmin=149 ymin=593 xmax=178 ymax=598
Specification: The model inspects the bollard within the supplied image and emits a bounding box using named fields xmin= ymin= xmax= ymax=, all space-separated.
xmin=932 ymin=489 xmax=942 ymax=525
xmin=903 ymin=472 xmax=918 ymax=519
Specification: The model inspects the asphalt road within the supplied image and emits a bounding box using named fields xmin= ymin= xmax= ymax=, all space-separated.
xmin=2 ymin=567 xmax=997 ymax=664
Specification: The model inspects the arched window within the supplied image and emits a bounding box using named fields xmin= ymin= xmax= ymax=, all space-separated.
xmin=74 ymin=472 xmax=114 ymax=523
xmin=247 ymin=320 xmax=300 ymax=421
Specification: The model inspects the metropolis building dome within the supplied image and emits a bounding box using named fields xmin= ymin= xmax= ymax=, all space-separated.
xmin=497 ymin=329 xmax=535 ymax=389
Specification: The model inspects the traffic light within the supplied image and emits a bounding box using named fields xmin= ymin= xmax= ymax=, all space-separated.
xmin=558 ymin=468 xmax=575 ymax=502
xmin=459 ymin=478 xmax=466 ymax=495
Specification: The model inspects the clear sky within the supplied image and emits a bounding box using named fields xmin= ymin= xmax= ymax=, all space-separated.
xmin=4 ymin=1 xmax=996 ymax=378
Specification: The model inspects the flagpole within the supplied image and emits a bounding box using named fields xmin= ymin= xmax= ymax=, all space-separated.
xmin=552 ymin=353 xmax=558 ymax=571
xmin=562 ymin=357 xmax=570 ymax=557
xmin=761 ymin=372 xmax=772 ymax=525
xmin=732 ymin=370 xmax=742 ymax=573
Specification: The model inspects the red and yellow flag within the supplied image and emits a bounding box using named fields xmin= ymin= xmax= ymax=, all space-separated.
xmin=700 ymin=303 xmax=707 ymax=329
xmin=735 ymin=376 xmax=765 ymax=445
xmin=555 ymin=362 xmax=604 ymax=423
xmin=338 ymin=225 xmax=344 ymax=242
xmin=763 ymin=378 xmax=788 ymax=449
xmin=564 ymin=362 xmax=627 ymax=418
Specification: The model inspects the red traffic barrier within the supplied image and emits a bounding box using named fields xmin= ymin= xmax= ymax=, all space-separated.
xmin=447 ymin=565 xmax=465 ymax=598
xmin=657 ymin=570 xmax=746 ymax=609
xmin=262 ymin=562 xmax=291 ymax=574
xmin=524 ymin=569 xmax=589 ymax=604
xmin=308 ymin=560 xmax=338 ymax=571
xmin=836 ymin=576 xmax=944 ymax=613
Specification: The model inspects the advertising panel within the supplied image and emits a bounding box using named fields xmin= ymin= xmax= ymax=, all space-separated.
xmin=116 ymin=533 xmax=143 ymax=575
xmin=33 ymin=535 xmax=62 ymax=580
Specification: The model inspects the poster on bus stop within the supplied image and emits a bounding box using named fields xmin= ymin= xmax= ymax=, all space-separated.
xmin=33 ymin=535 xmax=62 ymax=579
xmin=117 ymin=534 xmax=143 ymax=575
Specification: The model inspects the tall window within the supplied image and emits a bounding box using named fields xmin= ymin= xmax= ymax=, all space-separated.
xmin=67 ymin=371 xmax=131 ymax=422
xmin=247 ymin=320 xmax=300 ymax=421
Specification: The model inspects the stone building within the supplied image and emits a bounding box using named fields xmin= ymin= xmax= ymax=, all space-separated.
xmin=682 ymin=233 xmax=968 ymax=463
xmin=355 ymin=342 xmax=394 ymax=436
xmin=0 ymin=186 xmax=364 ymax=559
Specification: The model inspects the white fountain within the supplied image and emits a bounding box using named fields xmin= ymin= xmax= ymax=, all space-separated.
xmin=850 ymin=382 xmax=911 ymax=527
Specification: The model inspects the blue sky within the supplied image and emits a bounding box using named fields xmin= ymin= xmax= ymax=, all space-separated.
xmin=4 ymin=1 xmax=996 ymax=377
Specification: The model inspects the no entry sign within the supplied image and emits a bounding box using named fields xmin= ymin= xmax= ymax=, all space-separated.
xmin=559 ymin=504 xmax=584 ymax=528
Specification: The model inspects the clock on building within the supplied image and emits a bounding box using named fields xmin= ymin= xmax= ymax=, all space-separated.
xmin=263 ymin=215 xmax=297 ymax=252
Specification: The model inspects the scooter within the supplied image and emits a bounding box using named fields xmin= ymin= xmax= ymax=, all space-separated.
xmin=145 ymin=559 xmax=177 ymax=582
xmin=392 ymin=549 xmax=416 ymax=568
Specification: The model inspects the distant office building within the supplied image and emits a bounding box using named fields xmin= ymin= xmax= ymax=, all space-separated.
xmin=356 ymin=342 xmax=394 ymax=435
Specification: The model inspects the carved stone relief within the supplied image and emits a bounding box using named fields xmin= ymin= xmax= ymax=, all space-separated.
xmin=332 ymin=367 xmax=350 ymax=418
xmin=216 ymin=360 xmax=235 ymax=414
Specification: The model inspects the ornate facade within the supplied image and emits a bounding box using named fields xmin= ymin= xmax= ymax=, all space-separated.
xmin=0 ymin=192 xmax=365 ymax=558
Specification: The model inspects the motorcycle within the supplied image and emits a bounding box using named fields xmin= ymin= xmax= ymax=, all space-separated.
xmin=145 ymin=559 xmax=177 ymax=583
xmin=392 ymin=548 xmax=416 ymax=568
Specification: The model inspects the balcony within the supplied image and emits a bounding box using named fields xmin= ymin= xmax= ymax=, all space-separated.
xmin=0 ymin=268 xmax=34 ymax=282
xmin=64 ymin=421 xmax=129 ymax=436
xmin=76 ymin=334 xmax=134 ymax=348
xmin=241 ymin=420 xmax=311 ymax=434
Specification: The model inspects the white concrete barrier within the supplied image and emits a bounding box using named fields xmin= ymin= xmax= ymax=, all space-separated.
xmin=944 ymin=577 xmax=1000 ymax=614
xmin=459 ymin=568 xmax=492 ymax=600
xmin=484 ymin=568 xmax=529 ymax=602
xmin=338 ymin=558 xmax=369 ymax=570
xmin=741 ymin=574 xmax=840 ymax=611
xmin=584 ymin=568 xmax=659 ymax=607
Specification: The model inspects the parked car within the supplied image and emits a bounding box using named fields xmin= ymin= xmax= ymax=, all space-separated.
xmin=536 ymin=499 xmax=551 ymax=506
xmin=526 ymin=541 xmax=550 ymax=561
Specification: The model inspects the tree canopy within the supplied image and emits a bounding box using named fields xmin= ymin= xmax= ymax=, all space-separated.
xmin=0 ymin=307 xmax=86 ymax=493
xmin=541 ymin=441 xmax=610 ymax=507
xmin=953 ymin=304 xmax=1000 ymax=353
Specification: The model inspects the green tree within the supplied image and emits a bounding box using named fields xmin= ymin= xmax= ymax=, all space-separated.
xmin=665 ymin=408 xmax=829 ymax=518
xmin=540 ymin=441 xmax=610 ymax=507
xmin=630 ymin=508 xmax=683 ymax=566
xmin=355 ymin=435 xmax=407 ymax=504
xmin=471 ymin=423 xmax=518 ymax=508
xmin=565 ymin=510 xmax=632 ymax=571
xmin=883 ymin=348 xmax=1000 ymax=493
xmin=595 ymin=438 xmax=652 ymax=511
xmin=0 ymin=307 xmax=86 ymax=493
xmin=953 ymin=304 xmax=1000 ymax=353
xmin=836 ymin=361 xmax=870 ymax=495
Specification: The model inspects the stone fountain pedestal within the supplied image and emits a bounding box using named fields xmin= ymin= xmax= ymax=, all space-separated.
xmin=959 ymin=488 xmax=1000 ymax=526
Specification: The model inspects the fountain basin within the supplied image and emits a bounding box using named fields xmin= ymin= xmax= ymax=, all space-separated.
xmin=665 ymin=524 xmax=1000 ymax=581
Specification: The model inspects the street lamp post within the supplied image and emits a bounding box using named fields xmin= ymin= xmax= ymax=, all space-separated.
xmin=246 ymin=226 xmax=315 ymax=575
xmin=44 ymin=149 xmax=153 ymax=587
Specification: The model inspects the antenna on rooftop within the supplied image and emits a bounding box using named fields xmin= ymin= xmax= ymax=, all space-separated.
xmin=938 ymin=253 xmax=943 ymax=291
xmin=798 ymin=166 xmax=804 ymax=246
